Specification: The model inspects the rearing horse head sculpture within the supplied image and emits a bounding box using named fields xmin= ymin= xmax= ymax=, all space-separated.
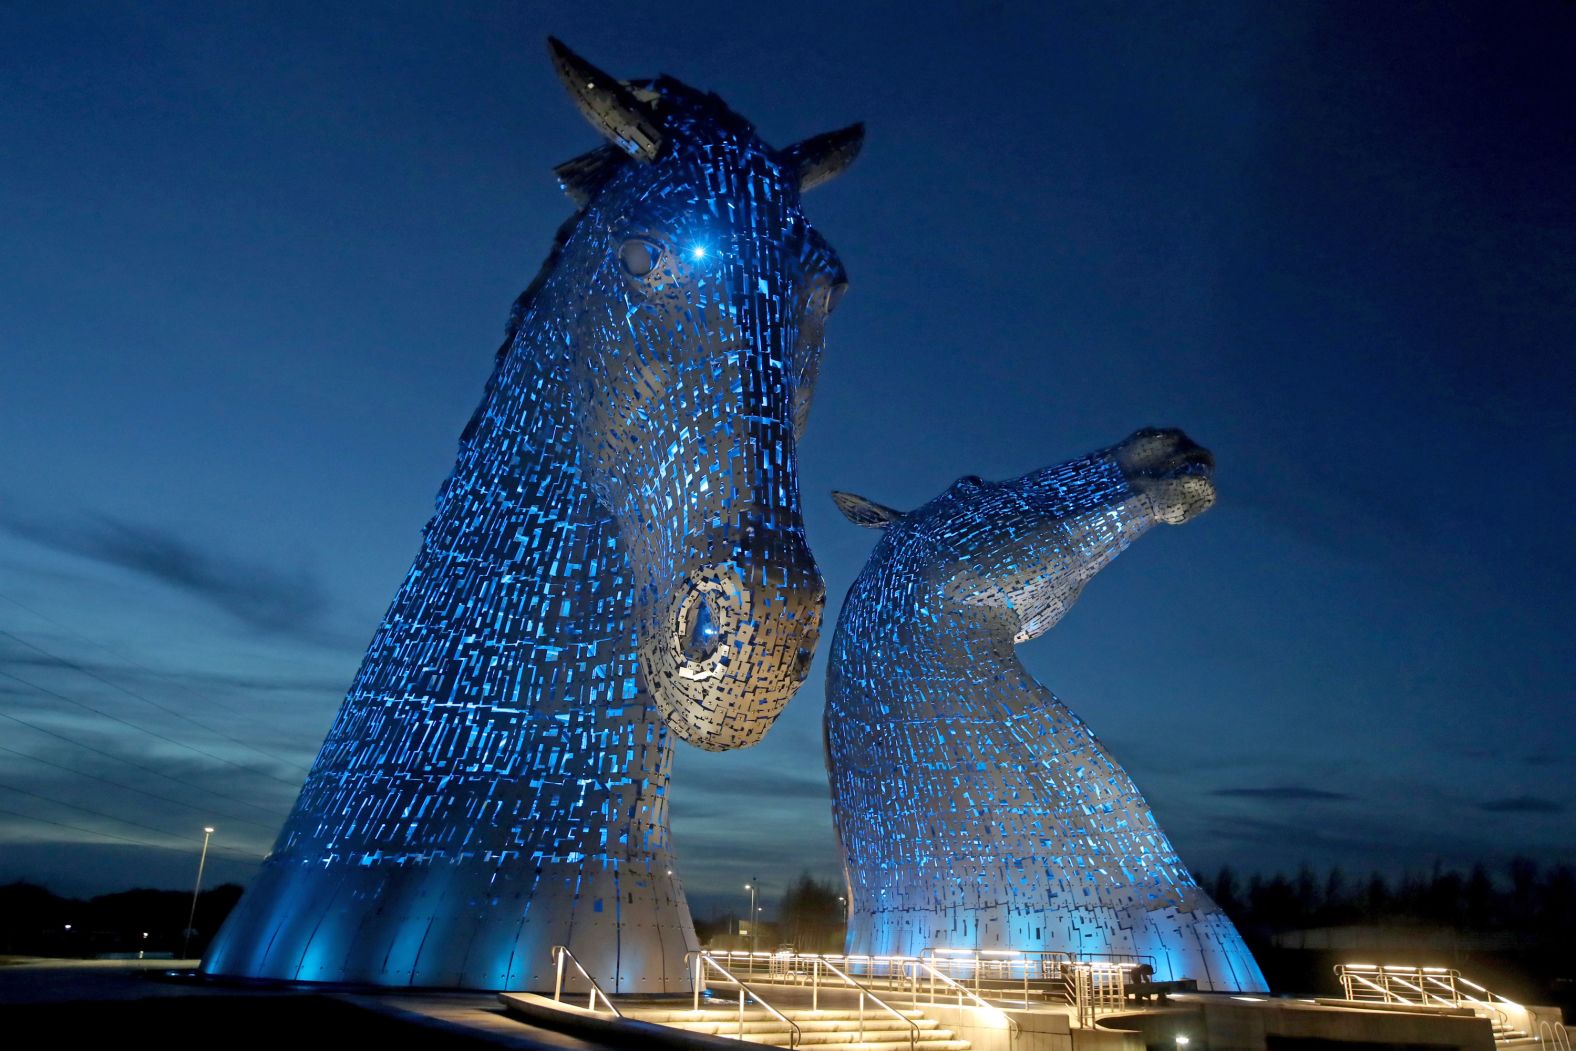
xmin=540 ymin=39 xmax=858 ymax=748
xmin=826 ymin=429 xmax=1266 ymax=991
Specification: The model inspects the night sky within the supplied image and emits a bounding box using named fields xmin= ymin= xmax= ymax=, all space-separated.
xmin=2 ymin=2 xmax=1572 ymax=918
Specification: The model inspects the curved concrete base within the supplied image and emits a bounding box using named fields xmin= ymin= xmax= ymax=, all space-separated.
xmin=848 ymin=902 xmax=1268 ymax=993
xmin=202 ymin=854 xmax=697 ymax=993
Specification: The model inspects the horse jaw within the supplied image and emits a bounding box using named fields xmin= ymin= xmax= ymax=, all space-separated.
xmin=637 ymin=530 xmax=824 ymax=751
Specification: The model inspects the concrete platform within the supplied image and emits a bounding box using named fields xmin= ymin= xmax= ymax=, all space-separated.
xmin=0 ymin=958 xmax=604 ymax=1050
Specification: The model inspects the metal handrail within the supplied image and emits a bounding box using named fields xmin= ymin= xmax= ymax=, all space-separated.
xmin=689 ymin=951 xmax=802 ymax=1049
xmin=1333 ymin=964 xmax=1521 ymax=1033
xmin=919 ymin=946 xmax=1151 ymax=1006
xmin=909 ymin=958 xmax=1001 ymax=1011
xmin=550 ymin=945 xmax=621 ymax=1017
xmin=1064 ymin=961 xmax=1132 ymax=1027
xmin=817 ymin=956 xmax=921 ymax=1051
xmin=906 ymin=958 xmax=1021 ymax=1041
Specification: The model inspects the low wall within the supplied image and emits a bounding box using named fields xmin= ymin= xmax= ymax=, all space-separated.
xmin=499 ymin=992 xmax=747 ymax=1051
xmin=1098 ymin=997 xmax=1496 ymax=1051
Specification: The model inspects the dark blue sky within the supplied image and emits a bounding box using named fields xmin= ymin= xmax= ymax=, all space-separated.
xmin=1 ymin=2 xmax=1572 ymax=915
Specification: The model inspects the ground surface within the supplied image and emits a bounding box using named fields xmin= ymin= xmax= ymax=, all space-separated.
xmin=0 ymin=958 xmax=607 ymax=1049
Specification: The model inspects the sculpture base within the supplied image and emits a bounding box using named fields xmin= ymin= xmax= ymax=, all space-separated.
xmin=202 ymin=854 xmax=698 ymax=993
xmin=848 ymin=902 xmax=1268 ymax=993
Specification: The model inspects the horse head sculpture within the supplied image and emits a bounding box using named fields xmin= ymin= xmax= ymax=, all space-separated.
xmin=826 ymin=429 xmax=1268 ymax=991
xmin=203 ymin=40 xmax=860 ymax=992
xmin=531 ymin=39 xmax=855 ymax=746
xmin=833 ymin=428 xmax=1215 ymax=641
xmin=523 ymin=41 xmax=857 ymax=746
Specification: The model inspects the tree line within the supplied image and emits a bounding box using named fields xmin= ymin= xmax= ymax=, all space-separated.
xmin=1200 ymin=857 xmax=1576 ymax=940
xmin=0 ymin=881 xmax=243 ymax=957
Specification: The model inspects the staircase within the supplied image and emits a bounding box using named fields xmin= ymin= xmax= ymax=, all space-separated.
xmin=624 ymin=1005 xmax=971 ymax=1051
xmin=1333 ymin=964 xmax=1534 ymax=1044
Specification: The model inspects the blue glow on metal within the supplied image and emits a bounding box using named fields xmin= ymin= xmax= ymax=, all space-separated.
xmin=825 ymin=430 xmax=1268 ymax=992
xmin=201 ymin=39 xmax=860 ymax=994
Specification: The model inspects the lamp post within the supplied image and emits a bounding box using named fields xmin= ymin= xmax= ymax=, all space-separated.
xmin=744 ymin=881 xmax=758 ymax=955
xmin=182 ymin=826 xmax=215 ymax=960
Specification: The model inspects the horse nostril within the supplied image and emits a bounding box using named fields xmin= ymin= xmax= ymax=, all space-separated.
xmin=680 ymin=596 xmax=722 ymax=662
xmin=792 ymin=647 xmax=813 ymax=682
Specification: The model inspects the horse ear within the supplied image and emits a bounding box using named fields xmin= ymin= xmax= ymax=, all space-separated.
xmin=553 ymin=144 xmax=628 ymax=206
xmin=547 ymin=37 xmax=664 ymax=162
xmin=781 ymin=123 xmax=864 ymax=192
xmin=832 ymin=490 xmax=905 ymax=529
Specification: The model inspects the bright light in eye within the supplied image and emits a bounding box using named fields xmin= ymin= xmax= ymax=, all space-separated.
xmin=690 ymin=245 xmax=707 ymax=260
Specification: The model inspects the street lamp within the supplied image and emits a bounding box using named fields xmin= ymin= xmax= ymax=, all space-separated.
xmin=744 ymin=881 xmax=759 ymax=954
xmin=182 ymin=826 xmax=215 ymax=960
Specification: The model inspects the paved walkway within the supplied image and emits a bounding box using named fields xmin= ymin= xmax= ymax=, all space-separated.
xmin=0 ymin=959 xmax=606 ymax=1050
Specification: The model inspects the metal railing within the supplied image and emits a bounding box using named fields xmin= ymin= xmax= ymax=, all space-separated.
xmin=1538 ymin=1020 xmax=1570 ymax=1050
xmin=911 ymin=957 xmax=1008 ymax=1011
xmin=818 ymin=955 xmax=922 ymax=1051
xmin=704 ymin=946 xmax=1153 ymax=1005
xmin=697 ymin=951 xmax=931 ymax=1051
xmin=689 ymin=950 xmax=802 ymax=1049
xmin=908 ymin=957 xmax=1021 ymax=1041
xmin=1065 ymin=962 xmax=1133 ymax=1027
xmin=920 ymin=947 xmax=1152 ymax=1005
xmin=549 ymin=944 xmax=621 ymax=1017
xmin=1334 ymin=964 xmax=1523 ymax=1034
xmin=698 ymin=949 xmax=1030 ymax=1043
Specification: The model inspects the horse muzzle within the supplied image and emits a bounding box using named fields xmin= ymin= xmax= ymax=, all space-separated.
xmin=639 ymin=529 xmax=824 ymax=751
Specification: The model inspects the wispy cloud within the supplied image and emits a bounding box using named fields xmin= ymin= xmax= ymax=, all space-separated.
xmin=0 ymin=648 xmax=344 ymax=698
xmin=1212 ymin=785 xmax=1350 ymax=801
xmin=2 ymin=513 xmax=326 ymax=637
xmin=1479 ymin=795 xmax=1564 ymax=814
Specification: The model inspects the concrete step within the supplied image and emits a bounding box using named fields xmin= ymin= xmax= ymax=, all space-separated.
xmin=636 ymin=1008 xmax=932 ymax=1024
xmin=693 ymin=1033 xmax=962 ymax=1048
xmin=657 ymin=1018 xmax=943 ymax=1036
xmin=788 ymin=1042 xmax=969 ymax=1051
xmin=623 ymin=1002 xmax=970 ymax=1051
xmin=763 ymin=1030 xmax=957 ymax=1046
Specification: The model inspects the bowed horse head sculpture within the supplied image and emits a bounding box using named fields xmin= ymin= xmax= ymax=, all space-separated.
xmin=202 ymin=40 xmax=860 ymax=993
xmin=543 ymin=38 xmax=861 ymax=745
xmin=827 ymin=428 xmax=1268 ymax=991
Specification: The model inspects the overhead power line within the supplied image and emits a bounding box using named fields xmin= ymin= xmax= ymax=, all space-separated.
xmin=0 ymin=663 xmax=301 ymax=791
xmin=0 ymin=741 xmax=277 ymax=834
xmin=0 ymin=590 xmax=324 ymax=747
xmin=0 ymin=631 xmax=305 ymax=786
xmin=0 ymin=784 xmax=264 ymax=862
xmin=0 ymin=704 xmax=287 ymax=819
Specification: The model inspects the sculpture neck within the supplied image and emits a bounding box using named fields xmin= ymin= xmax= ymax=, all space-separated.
xmin=422 ymin=322 xmax=604 ymax=567
xmin=831 ymin=596 xmax=1023 ymax=700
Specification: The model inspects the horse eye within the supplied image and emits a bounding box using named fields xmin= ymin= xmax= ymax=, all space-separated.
xmin=619 ymin=238 xmax=662 ymax=277
xmin=823 ymin=282 xmax=848 ymax=314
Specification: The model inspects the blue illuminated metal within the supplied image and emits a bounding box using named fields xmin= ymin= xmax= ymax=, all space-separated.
xmin=825 ymin=429 xmax=1268 ymax=992
xmin=202 ymin=39 xmax=860 ymax=993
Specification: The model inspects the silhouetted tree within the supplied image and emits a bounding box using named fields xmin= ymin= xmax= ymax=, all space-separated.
xmin=1363 ymin=871 xmax=1392 ymax=921
xmin=1211 ymin=866 xmax=1240 ymax=914
xmin=777 ymin=872 xmax=846 ymax=953
xmin=1508 ymin=856 xmax=1540 ymax=928
xmin=1465 ymin=864 xmax=1495 ymax=930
